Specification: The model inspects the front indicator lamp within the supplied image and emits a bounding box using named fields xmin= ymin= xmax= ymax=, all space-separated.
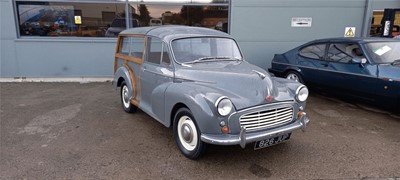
xmin=221 ymin=126 xmax=229 ymax=134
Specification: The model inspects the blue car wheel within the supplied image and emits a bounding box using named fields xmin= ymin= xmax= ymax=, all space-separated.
xmin=285 ymin=71 xmax=304 ymax=84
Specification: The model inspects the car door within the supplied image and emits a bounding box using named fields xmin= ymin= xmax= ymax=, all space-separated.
xmin=140 ymin=36 xmax=174 ymax=124
xmin=321 ymin=42 xmax=377 ymax=100
xmin=296 ymin=43 xmax=329 ymax=86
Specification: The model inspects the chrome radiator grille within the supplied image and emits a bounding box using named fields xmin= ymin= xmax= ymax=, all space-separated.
xmin=239 ymin=106 xmax=293 ymax=132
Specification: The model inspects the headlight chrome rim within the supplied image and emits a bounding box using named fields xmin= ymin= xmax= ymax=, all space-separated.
xmin=215 ymin=96 xmax=233 ymax=116
xmin=296 ymin=85 xmax=309 ymax=102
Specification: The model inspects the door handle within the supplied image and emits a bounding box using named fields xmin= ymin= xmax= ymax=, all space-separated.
xmin=321 ymin=62 xmax=329 ymax=67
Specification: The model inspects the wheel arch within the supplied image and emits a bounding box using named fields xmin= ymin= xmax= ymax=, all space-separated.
xmin=113 ymin=66 xmax=135 ymax=102
xmin=164 ymin=84 xmax=220 ymax=134
xmin=169 ymin=103 xmax=189 ymax=128
xmin=283 ymin=67 xmax=306 ymax=84
xmin=283 ymin=66 xmax=302 ymax=76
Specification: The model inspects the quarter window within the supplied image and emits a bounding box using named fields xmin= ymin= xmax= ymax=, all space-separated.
xmin=299 ymin=44 xmax=326 ymax=60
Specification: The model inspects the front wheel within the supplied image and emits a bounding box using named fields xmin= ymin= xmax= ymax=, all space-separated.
xmin=120 ymin=81 xmax=138 ymax=113
xmin=285 ymin=71 xmax=304 ymax=84
xmin=173 ymin=108 xmax=207 ymax=160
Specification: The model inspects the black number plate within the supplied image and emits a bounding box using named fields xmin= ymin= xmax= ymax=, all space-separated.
xmin=254 ymin=133 xmax=291 ymax=150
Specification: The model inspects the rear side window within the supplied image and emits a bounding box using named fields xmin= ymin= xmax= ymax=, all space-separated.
xmin=119 ymin=36 xmax=145 ymax=59
xmin=299 ymin=44 xmax=326 ymax=60
xmin=120 ymin=37 xmax=130 ymax=55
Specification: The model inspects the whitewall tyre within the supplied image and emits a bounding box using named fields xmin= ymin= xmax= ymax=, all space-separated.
xmin=173 ymin=108 xmax=207 ymax=160
xmin=120 ymin=81 xmax=138 ymax=113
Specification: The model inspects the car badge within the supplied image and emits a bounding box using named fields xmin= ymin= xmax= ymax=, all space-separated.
xmin=265 ymin=95 xmax=273 ymax=102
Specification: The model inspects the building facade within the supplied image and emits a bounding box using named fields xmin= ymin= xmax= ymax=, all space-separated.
xmin=1 ymin=0 xmax=399 ymax=79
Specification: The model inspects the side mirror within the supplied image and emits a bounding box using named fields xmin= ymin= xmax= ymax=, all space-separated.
xmin=351 ymin=57 xmax=367 ymax=67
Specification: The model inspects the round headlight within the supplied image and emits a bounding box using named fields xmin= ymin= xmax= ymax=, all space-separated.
xmin=296 ymin=85 xmax=309 ymax=102
xmin=216 ymin=97 xmax=233 ymax=116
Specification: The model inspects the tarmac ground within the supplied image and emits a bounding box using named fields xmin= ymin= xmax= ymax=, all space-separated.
xmin=1 ymin=82 xmax=399 ymax=179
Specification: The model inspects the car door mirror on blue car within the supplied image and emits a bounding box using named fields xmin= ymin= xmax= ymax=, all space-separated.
xmin=351 ymin=57 xmax=367 ymax=67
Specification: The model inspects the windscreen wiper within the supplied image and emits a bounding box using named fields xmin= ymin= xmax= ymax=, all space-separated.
xmin=199 ymin=56 xmax=238 ymax=61
xmin=184 ymin=56 xmax=240 ymax=65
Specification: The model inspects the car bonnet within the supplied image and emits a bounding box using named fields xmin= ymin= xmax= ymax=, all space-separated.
xmin=173 ymin=61 xmax=292 ymax=110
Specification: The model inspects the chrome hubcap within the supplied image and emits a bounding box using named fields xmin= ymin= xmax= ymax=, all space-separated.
xmin=122 ymin=85 xmax=130 ymax=108
xmin=286 ymin=73 xmax=299 ymax=82
xmin=177 ymin=115 xmax=198 ymax=151
xmin=181 ymin=124 xmax=193 ymax=142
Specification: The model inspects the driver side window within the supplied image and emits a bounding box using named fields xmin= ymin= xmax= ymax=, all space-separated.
xmin=327 ymin=43 xmax=364 ymax=63
xmin=147 ymin=37 xmax=171 ymax=66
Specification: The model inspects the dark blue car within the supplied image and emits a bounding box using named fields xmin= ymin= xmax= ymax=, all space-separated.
xmin=269 ymin=38 xmax=400 ymax=108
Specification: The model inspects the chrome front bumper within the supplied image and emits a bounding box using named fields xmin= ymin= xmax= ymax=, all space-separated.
xmin=200 ymin=113 xmax=310 ymax=148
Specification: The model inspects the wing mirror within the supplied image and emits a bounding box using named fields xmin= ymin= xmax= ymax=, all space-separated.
xmin=351 ymin=57 xmax=367 ymax=67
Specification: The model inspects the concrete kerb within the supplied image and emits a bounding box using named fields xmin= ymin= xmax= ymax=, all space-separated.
xmin=0 ymin=77 xmax=113 ymax=83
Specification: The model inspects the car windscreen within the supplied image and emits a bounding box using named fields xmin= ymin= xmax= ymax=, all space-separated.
xmin=364 ymin=41 xmax=400 ymax=64
xmin=171 ymin=37 xmax=242 ymax=64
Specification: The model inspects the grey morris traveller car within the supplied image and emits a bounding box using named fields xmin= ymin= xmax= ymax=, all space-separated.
xmin=112 ymin=26 xmax=310 ymax=159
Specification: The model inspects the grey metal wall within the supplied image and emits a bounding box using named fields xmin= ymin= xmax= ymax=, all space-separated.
xmin=1 ymin=0 xmax=399 ymax=78
xmin=231 ymin=0 xmax=377 ymax=70
xmin=1 ymin=0 xmax=117 ymax=78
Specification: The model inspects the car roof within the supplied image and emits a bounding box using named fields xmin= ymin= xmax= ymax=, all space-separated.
xmin=119 ymin=25 xmax=232 ymax=42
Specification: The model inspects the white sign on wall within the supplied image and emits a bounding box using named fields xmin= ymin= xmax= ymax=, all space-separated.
xmin=344 ymin=27 xmax=356 ymax=37
xmin=291 ymin=17 xmax=312 ymax=27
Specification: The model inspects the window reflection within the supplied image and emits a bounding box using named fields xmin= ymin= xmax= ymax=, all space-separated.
xmin=133 ymin=4 xmax=228 ymax=32
xmin=124 ymin=0 xmax=228 ymax=3
xmin=16 ymin=1 xmax=229 ymax=38
xmin=17 ymin=2 xmax=126 ymax=37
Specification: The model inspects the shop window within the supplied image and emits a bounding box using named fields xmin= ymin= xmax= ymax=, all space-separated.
xmin=369 ymin=10 xmax=400 ymax=37
xmin=102 ymin=12 xmax=116 ymax=23
xmin=15 ymin=1 xmax=229 ymax=38
xmin=16 ymin=1 xmax=129 ymax=37
xmin=137 ymin=4 xmax=229 ymax=32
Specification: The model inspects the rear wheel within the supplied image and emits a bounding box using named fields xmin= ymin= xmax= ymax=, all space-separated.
xmin=285 ymin=71 xmax=304 ymax=84
xmin=120 ymin=81 xmax=138 ymax=113
xmin=173 ymin=108 xmax=207 ymax=160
